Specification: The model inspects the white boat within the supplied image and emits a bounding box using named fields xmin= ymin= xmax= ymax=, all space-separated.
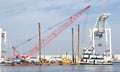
xmin=81 ymin=48 xmax=112 ymax=65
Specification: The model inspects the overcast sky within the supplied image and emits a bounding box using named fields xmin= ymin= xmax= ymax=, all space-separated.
xmin=0 ymin=0 xmax=120 ymax=56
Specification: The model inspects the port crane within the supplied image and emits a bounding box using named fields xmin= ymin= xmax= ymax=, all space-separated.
xmin=23 ymin=5 xmax=91 ymax=57
xmin=0 ymin=28 xmax=7 ymax=62
xmin=89 ymin=13 xmax=112 ymax=61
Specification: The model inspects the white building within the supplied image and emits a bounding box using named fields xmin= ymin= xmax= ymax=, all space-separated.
xmin=113 ymin=54 xmax=120 ymax=62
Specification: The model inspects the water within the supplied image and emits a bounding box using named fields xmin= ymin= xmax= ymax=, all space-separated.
xmin=0 ymin=63 xmax=120 ymax=72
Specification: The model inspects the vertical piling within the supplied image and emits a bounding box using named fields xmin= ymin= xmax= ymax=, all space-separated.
xmin=38 ymin=23 xmax=41 ymax=62
xmin=78 ymin=24 xmax=80 ymax=63
xmin=72 ymin=28 xmax=74 ymax=63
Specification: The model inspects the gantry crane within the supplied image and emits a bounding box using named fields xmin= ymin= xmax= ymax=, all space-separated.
xmin=0 ymin=28 xmax=7 ymax=62
xmin=89 ymin=13 xmax=112 ymax=61
xmin=23 ymin=5 xmax=91 ymax=57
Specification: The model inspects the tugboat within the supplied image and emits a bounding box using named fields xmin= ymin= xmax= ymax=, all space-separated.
xmin=81 ymin=47 xmax=112 ymax=65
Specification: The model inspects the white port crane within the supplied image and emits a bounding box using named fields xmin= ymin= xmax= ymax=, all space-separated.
xmin=0 ymin=28 xmax=7 ymax=62
xmin=89 ymin=13 xmax=112 ymax=61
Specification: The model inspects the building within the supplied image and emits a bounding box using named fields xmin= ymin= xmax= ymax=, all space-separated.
xmin=113 ymin=54 xmax=120 ymax=62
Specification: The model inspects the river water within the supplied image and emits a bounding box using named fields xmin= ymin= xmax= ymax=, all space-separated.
xmin=0 ymin=63 xmax=120 ymax=72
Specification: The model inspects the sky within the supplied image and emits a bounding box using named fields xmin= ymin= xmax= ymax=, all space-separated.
xmin=0 ymin=0 xmax=120 ymax=56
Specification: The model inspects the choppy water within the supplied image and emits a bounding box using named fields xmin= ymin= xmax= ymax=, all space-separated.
xmin=0 ymin=63 xmax=120 ymax=72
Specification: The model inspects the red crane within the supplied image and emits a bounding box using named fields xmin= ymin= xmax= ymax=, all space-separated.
xmin=11 ymin=37 xmax=34 ymax=58
xmin=10 ymin=46 xmax=22 ymax=58
xmin=12 ymin=46 xmax=20 ymax=55
xmin=24 ymin=5 xmax=91 ymax=57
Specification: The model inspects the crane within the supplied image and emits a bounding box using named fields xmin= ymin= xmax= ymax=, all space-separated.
xmin=24 ymin=5 xmax=91 ymax=57
xmin=89 ymin=13 xmax=112 ymax=61
xmin=11 ymin=36 xmax=36 ymax=58
xmin=11 ymin=46 xmax=20 ymax=57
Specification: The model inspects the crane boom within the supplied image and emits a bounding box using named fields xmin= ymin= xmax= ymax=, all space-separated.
xmin=24 ymin=5 xmax=91 ymax=56
xmin=11 ymin=46 xmax=20 ymax=56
